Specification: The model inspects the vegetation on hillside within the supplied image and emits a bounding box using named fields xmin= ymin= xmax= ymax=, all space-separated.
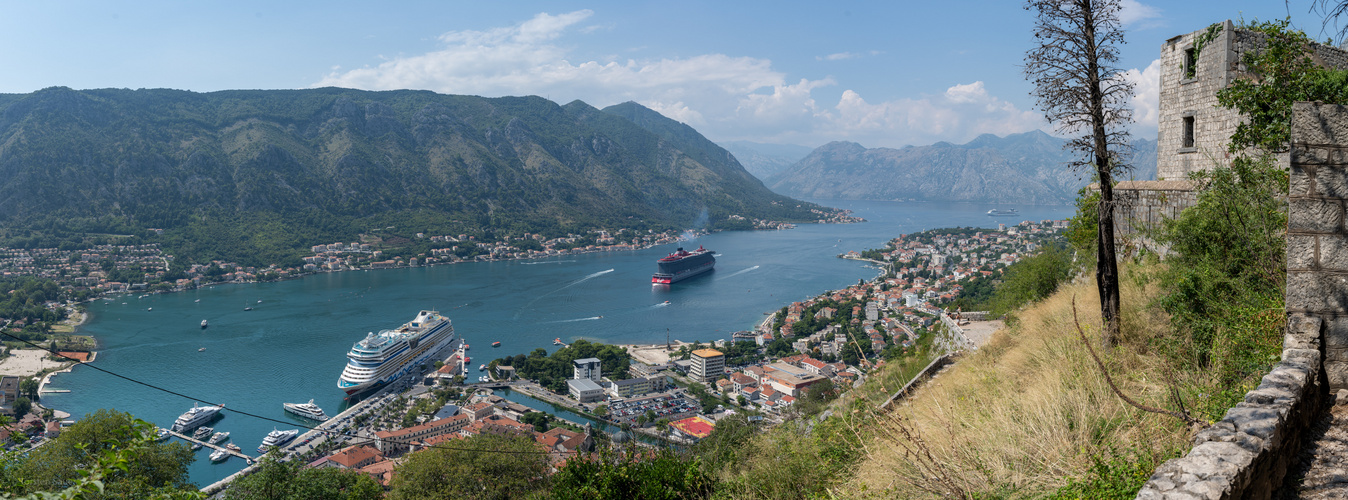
xmin=0 ymin=410 xmax=201 ymax=499
xmin=0 ymin=88 xmax=839 ymax=267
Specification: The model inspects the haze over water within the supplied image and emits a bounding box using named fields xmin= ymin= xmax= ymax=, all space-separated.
xmin=42 ymin=200 xmax=1072 ymax=485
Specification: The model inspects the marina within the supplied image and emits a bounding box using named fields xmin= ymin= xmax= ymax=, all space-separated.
xmin=166 ymin=429 xmax=255 ymax=463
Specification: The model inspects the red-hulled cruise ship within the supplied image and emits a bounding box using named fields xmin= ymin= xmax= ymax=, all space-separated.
xmin=652 ymin=246 xmax=716 ymax=284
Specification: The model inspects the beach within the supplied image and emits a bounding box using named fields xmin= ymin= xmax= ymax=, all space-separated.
xmin=0 ymin=349 xmax=68 ymax=378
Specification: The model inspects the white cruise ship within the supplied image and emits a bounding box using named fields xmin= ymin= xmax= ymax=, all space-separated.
xmin=170 ymin=403 xmax=223 ymax=432
xmin=337 ymin=310 xmax=456 ymax=396
xmin=283 ymin=399 xmax=329 ymax=421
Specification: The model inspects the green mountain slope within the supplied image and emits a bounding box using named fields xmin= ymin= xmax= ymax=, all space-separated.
xmin=0 ymin=87 xmax=831 ymax=265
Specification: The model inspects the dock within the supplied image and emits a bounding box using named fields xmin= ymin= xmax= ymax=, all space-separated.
xmin=40 ymin=389 xmax=70 ymax=394
xmin=166 ymin=430 xmax=254 ymax=462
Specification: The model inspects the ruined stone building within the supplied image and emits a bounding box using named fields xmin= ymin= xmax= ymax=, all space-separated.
xmin=1117 ymin=20 xmax=1348 ymax=248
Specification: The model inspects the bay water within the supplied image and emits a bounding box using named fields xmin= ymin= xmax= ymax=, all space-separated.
xmin=41 ymin=200 xmax=1073 ymax=485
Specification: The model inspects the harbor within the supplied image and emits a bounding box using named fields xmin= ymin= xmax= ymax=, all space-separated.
xmin=42 ymin=200 xmax=1075 ymax=486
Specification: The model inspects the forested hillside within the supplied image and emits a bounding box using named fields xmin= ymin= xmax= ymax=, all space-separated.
xmin=0 ymin=87 xmax=831 ymax=265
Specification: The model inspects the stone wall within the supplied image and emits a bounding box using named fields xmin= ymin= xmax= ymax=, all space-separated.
xmin=1112 ymin=180 xmax=1200 ymax=254
xmin=1133 ymin=101 xmax=1348 ymax=499
xmin=1288 ymin=101 xmax=1348 ymax=390
xmin=1135 ymin=346 xmax=1324 ymax=499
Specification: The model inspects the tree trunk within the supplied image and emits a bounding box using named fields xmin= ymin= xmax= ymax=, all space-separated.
xmin=1082 ymin=0 xmax=1121 ymax=348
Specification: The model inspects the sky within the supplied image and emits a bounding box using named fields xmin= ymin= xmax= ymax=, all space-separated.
xmin=0 ymin=1 xmax=1342 ymax=149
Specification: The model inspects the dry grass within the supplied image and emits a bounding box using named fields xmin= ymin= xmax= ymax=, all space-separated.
xmin=845 ymin=264 xmax=1196 ymax=498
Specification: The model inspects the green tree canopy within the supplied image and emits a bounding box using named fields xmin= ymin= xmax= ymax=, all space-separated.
xmin=224 ymin=455 xmax=382 ymax=500
xmin=387 ymin=433 xmax=550 ymax=500
xmin=9 ymin=409 xmax=197 ymax=499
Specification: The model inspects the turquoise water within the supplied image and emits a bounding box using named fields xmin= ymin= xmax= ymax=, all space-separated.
xmin=41 ymin=200 xmax=1072 ymax=486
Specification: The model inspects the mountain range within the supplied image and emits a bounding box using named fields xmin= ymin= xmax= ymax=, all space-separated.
xmin=763 ymin=131 xmax=1158 ymax=205
xmin=0 ymin=87 xmax=831 ymax=264
xmin=718 ymin=141 xmax=815 ymax=180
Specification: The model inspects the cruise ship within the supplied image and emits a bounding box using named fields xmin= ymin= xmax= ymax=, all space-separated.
xmin=258 ymin=428 xmax=299 ymax=453
xmin=337 ymin=310 xmax=457 ymax=396
xmin=170 ymin=403 xmax=223 ymax=433
xmin=651 ymin=246 xmax=716 ymax=284
xmin=283 ymin=399 xmax=329 ymax=421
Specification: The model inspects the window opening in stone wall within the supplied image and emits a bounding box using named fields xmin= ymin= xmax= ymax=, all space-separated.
xmin=1184 ymin=47 xmax=1197 ymax=79
xmin=1182 ymin=116 xmax=1195 ymax=148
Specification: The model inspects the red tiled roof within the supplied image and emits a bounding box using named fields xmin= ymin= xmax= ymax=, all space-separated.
xmin=671 ymin=416 xmax=715 ymax=439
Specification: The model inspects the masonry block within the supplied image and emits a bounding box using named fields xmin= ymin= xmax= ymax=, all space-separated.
xmin=1287 ymin=234 xmax=1318 ymax=269
xmin=1287 ymin=272 xmax=1348 ymax=313
xmin=1288 ymin=198 xmax=1343 ymax=233
xmin=1324 ymin=318 xmax=1348 ymax=348
xmin=1291 ymin=145 xmax=1348 ymax=166
xmin=1290 ymin=165 xmax=1314 ymax=196
xmin=1316 ymin=164 xmax=1348 ymax=198
xmin=1285 ymin=315 xmax=1323 ymax=351
xmin=1293 ymin=102 xmax=1348 ymax=146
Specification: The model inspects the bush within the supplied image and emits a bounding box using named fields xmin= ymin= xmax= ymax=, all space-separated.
xmin=1154 ymin=155 xmax=1286 ymax=420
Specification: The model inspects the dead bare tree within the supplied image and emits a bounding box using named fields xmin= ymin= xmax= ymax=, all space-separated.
xmin=1024 ymin=0 xmax=1133 ymax=348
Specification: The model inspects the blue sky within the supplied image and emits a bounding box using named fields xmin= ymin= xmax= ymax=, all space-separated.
xmin=0 ymin=1 xmax=1340 ymax=148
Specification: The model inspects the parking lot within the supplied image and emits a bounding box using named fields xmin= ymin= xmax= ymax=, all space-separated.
xmin=607 ymin=392 xmax=699 ymax=425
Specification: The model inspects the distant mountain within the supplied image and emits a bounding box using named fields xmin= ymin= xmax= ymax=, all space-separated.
xmin=0 ymin=87 xmax=832 ymax=265
xmin=719 ymin=141 xmax=816 ymax=180
xmin=766 ymin=131 xmax=1158 ymax=205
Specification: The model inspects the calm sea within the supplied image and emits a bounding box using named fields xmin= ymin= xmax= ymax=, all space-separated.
xmin=41 ymin=200 xmax=1072 ymax=485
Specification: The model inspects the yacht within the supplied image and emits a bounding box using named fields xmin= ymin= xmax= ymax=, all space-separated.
xmin=191 ymin=442 xmax=202 ymax=451
xmin=210 ymin=431 xmax=229 ymax=444
xmin=170 ymin=403 xmax=223 ymax=433
xmin=210 ymin=449 xmax=229 ymax=462
xmin=283 ymin=399 xmax=329 ymax=421
xmin=336 ymin=310 xmax=456 ymax=396
xmin=258 ymin=428 xmax=299 ymax=453
xmin=154 ymin=427 xmax=170 ymax=441
xmin=201 ymin=319 xmax=208 ymax=329
xmin=193 ymin=426 xmax=214 ymax=440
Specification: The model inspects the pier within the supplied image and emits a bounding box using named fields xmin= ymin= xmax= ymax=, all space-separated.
xmin=166 ymin=430 xmax=254 ymax=462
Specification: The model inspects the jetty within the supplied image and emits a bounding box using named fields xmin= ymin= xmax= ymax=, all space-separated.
xmin=166 ymin=430 xmax=253 ymax=462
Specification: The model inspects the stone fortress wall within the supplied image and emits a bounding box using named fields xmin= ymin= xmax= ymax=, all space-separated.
xmin=1132 ymin=23 xmax=1348 ymax=499
xmin=1135 ymin=102 xmax=1345 ymax=499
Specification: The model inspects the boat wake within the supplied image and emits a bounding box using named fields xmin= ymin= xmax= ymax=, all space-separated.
xmin=650 ymin=302 xmax=670 ymax=308
xmin=546 ymin=316 xmax=603 ymax=324
xmin=718 ymin=265 xmax=760 ymax=280
xmin=520 ymin=260 xmax=576 ymax=265
xmin=515 ymin=269 xmax=615 ymax=318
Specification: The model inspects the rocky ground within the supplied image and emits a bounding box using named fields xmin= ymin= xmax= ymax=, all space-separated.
xmin=1279 ymin=397 xmax=1348 ymax=498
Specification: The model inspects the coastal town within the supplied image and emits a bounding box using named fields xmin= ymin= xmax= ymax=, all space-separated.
xmin=0 ymin=217 xmax=1064 ymax=494
xmin=0 ymin=209 xmax=860 ymax=294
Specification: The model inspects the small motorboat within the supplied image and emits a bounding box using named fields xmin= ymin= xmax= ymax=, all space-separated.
xmin=198 ymin=347 xmax=206 ymax=352
xmin=147 ymin=307 xmax=153 ymax=311
xmin=553 ymin=338 xmax=562 ymax=345
xmin=491 ymin=341 xmax=501 ymax=347
xmin=195 ymin=299 xmax=200 ymax=303
xmin=478 ymin=364 xmax=485 ymax=371
xmin=201 ymin=319 xmax=208 ymax=329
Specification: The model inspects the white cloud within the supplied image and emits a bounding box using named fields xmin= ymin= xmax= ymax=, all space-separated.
xmin=1118 ymin=0 xmax=1161 ymax=28
xmin=817 ymin=52 xmax=859 ymax=61
xmin=1122 ymin=59 xmax=1161 ymax=133
xmin=314 ymin=11 xmax=1045 ymax=149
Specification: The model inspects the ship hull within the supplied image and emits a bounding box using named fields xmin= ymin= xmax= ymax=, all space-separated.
xmin=652 ymin=247 xmax=715 ymax=284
